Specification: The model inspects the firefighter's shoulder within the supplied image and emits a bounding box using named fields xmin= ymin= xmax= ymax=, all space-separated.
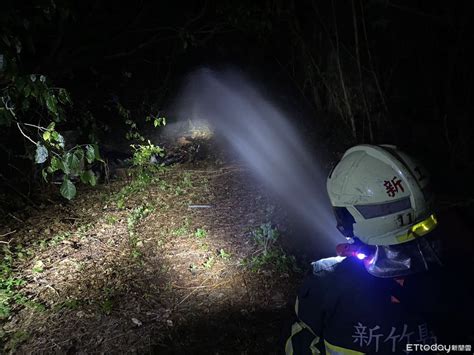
xmin=311 ymin=255 xmax=347 ymax=274
xmin=309 ymin=255 xmax=365 ymax=281
xmin=300 ymin=256 xmax=364 ymax=292
xmin=297 ymin=256 xmax=363 ymax=313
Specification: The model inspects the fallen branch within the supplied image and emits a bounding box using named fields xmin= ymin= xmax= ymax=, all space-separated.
xmin=0 ymin=230 xmax=16 ymax=238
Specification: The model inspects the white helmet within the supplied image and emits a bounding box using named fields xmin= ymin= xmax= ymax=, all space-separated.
xmin=327 ymin=144 xmax=437 ymax=246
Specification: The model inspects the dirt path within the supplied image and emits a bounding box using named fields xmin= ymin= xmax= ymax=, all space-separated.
xmin=0 ymin=163 xmax=303 ymax=354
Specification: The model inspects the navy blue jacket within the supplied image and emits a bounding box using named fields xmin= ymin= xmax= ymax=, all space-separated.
xmin=287 ymin=256 xmax=472 ymax=354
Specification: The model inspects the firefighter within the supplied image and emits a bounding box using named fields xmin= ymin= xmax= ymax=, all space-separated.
xmin=285 ymin=144 xmax=472 ymax=354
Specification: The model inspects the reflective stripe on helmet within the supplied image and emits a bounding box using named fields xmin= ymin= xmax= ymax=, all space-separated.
xmin=395 ymin=214 xmax=438 ymax=243
xmin=355 ymin=197 xmax=411 ymax=219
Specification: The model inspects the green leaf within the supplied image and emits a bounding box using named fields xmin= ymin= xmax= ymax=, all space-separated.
xmin=93 ymin=144 xmax=102 ymax=161
xmin=60 ymin=178 xmax=76 ymax=200
xmin=41 ymin=169 xmax=48 ymax=182
xmin=50 ymin=131 xmax=65 ymax=148
xmin=46 ymin=95 xmax=58 ymax=115
xmin=0 ymin=304 xmax=11 ymax=319
xmin=79 ymin=171 xmax=88 ymax=184
xmin=50 ymin=157 xmax=62 ymax=171
xmin=73 ymin=149 xmax=84 ymax=163
xmin=61 ymin=155 xmax=71 ymax=175
xmin=56 ymin=133 xmax=65 ymax=148
xmin=49 ymin=156 xmax=61 ymax=172
xmin=154 ymin=117 xmax=166 ymax=127
xmin=80 ymin=170 xmax=97 ymax=186
xmin=42 ymin=131 xmax=51 ymax=141
xmin=89 ymin=172 xmax=97 ymax=186
xmin=85 ymin=145 xmax=95 ymax=163
xmin=46 ymin=122 xmax=55 ymax=131
xmin=35 ymin=144 xmax=48 ymax=164
xmin=64 ymin=152 xmax=81 ymax=176
xmin=31 ymin=84 xmax=40 ymax=98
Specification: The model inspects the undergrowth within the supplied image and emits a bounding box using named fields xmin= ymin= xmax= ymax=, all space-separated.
xmin=0 ymin=245 xmax=45 ymax=322
xmin=0 ymin=225 xmax=94 ymax=323
xmin=127 ymin=204 xmax=155 ymax=260
xmin=244 ymin=223 xmax=300 ymax=273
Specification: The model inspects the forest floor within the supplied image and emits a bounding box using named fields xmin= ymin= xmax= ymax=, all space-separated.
xmin=0 ymin=161 xmax=305 ymax=354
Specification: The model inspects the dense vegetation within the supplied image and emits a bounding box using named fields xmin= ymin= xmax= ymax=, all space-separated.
xmin=2 ymin=1 xmax=474 ymax=206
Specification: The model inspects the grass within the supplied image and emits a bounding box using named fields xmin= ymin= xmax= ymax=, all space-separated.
xmin=32 ymin=260 xmax=44 ymax=274
xmin=3 ymin=330 xmax=29 ymax=353
xmin=127 ymin=204 xmax=154 ymax=233
xmin=127 ymin=204 xmax=154 ymax=260
xmin=171 ymin=217 xmax=191 ymax=237
xmin=244 ymin=223 xmax=300 ymax=273
xmin=171 ymin=172 xmax=194 ymax=196
xmin=100 ymin=298 xmax=113 ymax=315
xmin=182 ymin=172 xmax=193 ymax=188
xmin=202 ymin=256 xmax=215 ymax=269
xmin=0 ymin=176 xmax=159 ymax=326
xmin=0 ymin=221 xmax=98 ymax=320
xmin=55 ymin=298 xmax=81 ymax=311
xmin=112 ymin=150 xmax=169 ymax=209
xmin=218 ymin=248 xmax=231 ymax=260
xmin=77 ymin=223 xmax=92 ymax=235
xmin=194 ymin=228 xmax=207 ymax=239
xmin=105 ymin=215 xmax=118 ymax=225
xmin=0 ymin=245 xmax=43 ymax=320
xmin=199 ymin=242 xmax=210 ymax=252
xmin=115 ymin=178 xmax=149 ymax=209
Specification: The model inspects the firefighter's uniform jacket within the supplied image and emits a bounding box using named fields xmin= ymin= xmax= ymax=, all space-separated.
xmin=285 ymin=256 xmax=471 ymax=354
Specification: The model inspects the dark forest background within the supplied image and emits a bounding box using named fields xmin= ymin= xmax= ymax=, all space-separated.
xmin=1 ymin=0 xmax=474 ymax=209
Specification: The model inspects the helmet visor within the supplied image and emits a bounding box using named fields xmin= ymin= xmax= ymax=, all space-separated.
xmin=333 ymin=207 xmax=355 ymax=238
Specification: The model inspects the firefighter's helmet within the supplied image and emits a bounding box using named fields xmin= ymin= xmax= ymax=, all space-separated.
xmin=327 ymin=144 xmax=437 ymax=246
